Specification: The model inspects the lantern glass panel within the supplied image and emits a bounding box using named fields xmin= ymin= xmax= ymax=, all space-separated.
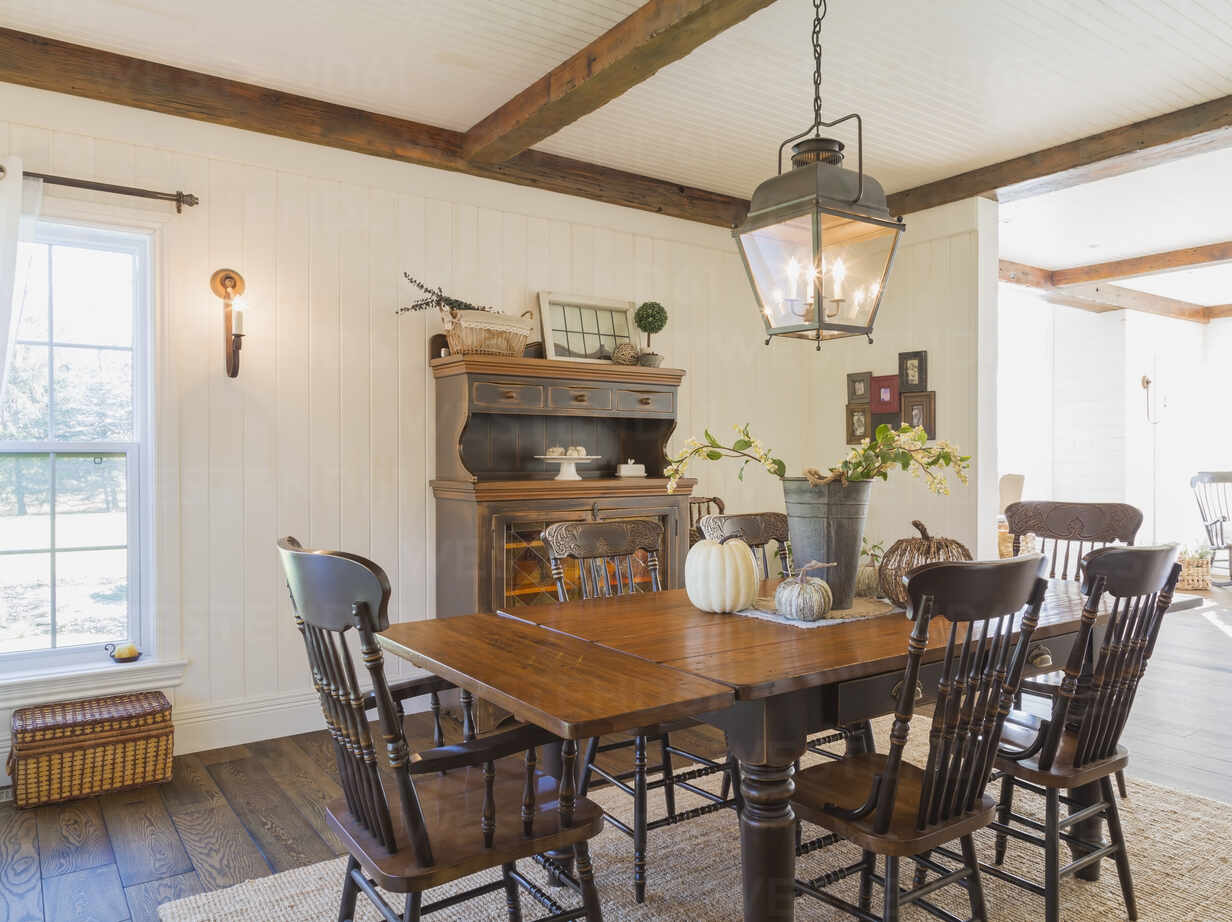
xmin=738 ymin=215 xmax=816 ymax=331
xmin=816 ymin=213 xmax=899 ymax=329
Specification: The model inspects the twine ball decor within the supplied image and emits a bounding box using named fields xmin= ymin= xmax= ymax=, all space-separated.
xmin=612 ymin=342 xmax=640 ymax=365
xmin=879 ymin=520 xmax=973 ymax=607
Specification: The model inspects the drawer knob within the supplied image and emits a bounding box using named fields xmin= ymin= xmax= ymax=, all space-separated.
xmin=638 ymin=396 xmax=652 ymax=406
xmin=891 ymin=680 xmax=924 ymax=703
xmin=502 ymin=390 xmax=517 ymax=399
xmin=573 ymin=393 xmax=587 ymax=403
xmin=1028 ymin=644 xmax=1053 ymax=669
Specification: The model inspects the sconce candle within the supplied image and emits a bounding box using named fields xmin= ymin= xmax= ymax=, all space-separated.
xmin=210 ymin=268 xmax=247 ymax=377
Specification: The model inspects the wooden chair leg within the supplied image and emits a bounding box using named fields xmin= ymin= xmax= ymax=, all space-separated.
xmin=883 ymin=854 xmax=901 ymax=922
xmin=337 ymin=856 xmax=360 ymax=922
xmin=912 ymin=850 xmax=930 ymax=889
xmin=1045 ymin=787 xmax=1060 ymax=922
xmin=961 ymin=834 xmax=988 ymax=922
xmin=659 ymin=733 xmax=677 ymax=817
xmin=501 ymin=862 xmax=523 ymax=922
xmin=1115 ymin=769 xmax=1128 ymax=799
xmin=727 ymin=756 xmax=744 ymax=814
xmin=1101 ymin=775 xmax=1138 ymax=921
xmin=858 ymin=850 xmax=875 ymax=912
xmin=994 ymin=774 xmax=1015 ymax=865
xmin=574 ymin=841 xmax=605 ymax=922
xmin=578 ymin=737 xmax=599 ymax=797
xmin=403 ymin=892 xmax=422 ymax=922
xmin=633 ymin=734 xmax=648 ymax=903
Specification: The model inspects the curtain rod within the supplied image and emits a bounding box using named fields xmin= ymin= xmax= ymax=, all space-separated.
xmin=0 ymin=163 xmax=199 ymax=212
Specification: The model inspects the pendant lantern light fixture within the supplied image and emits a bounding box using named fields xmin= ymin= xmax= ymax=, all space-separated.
xmin=734 ymin=0 xmax=905 ymax=348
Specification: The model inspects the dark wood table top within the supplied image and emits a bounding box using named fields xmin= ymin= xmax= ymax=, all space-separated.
xmin=377 ymin=613 xmax=734 ymax=740
xmin=500 ymin=579 xmax=1097 ymax=700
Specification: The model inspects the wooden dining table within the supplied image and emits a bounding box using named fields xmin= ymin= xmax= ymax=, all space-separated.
xmin=377 ymin=579 xmax=1106 ymax=922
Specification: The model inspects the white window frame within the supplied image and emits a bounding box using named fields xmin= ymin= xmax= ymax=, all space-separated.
xmin=0 ymin=220 xmax=153 ymax=673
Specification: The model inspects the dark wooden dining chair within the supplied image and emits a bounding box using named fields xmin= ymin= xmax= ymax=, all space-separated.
xmin=792 ymin=554 xmax=1049 ymax=922
xmin=1005 ymin=500 xmax=1142 ymax=797
xmin=1191 ymin=471 xmax=1232 ymax=586
xmin=988 ymin=544 xmax=1180 ymax=922
xmin=688 ymin=495 xmax=725 ymax=547
xmin=542 ymin=519 xmax=741 ymax=903
xmin=277 ymin=537 xmax=606 ymax=922
xmin=698 ymin=511 xmax=792 ymax=578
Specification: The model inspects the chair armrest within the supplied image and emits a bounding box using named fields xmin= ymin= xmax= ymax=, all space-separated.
xmin=362 ymin=674 xmax=455 ymax=711
xmin=408 ymin=723 xmax=559 ymax=775
xmin=998 ymin=711 xmax=1049 ymax=761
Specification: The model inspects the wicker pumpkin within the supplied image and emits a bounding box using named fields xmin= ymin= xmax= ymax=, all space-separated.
xmin=775 ymin=561 xmax=835 ymax=622
xmin=855 ymin=565 xmax=881 ymax=598
xmin=879 ymin=520 xmax=973 ymax=607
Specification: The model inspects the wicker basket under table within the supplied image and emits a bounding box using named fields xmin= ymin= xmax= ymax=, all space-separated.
xmin=7 ymin=691 xmax=174 ymax=808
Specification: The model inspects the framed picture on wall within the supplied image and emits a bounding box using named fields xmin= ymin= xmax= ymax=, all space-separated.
xmin=846 ymin=404 xmax=872 ymax=444
xmin=901 ymin=391 xmax=936 ymax=439
xmin=847 ymin=372 xmax=872 ymax=404
xmin=870 ymin=374 xmax=899 ymax=413
xmin=537 ymin=292 xmax=637 ymax=362
xmin=898 ymin=350 xmax=928 ymax=392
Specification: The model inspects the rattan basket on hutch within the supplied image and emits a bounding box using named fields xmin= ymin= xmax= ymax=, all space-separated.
xmin=7 ymin=691 xmax=174 ymax=808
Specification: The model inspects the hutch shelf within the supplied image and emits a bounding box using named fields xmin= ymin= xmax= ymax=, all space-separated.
xmin=430 ymin=355 xmax=694 ymax=625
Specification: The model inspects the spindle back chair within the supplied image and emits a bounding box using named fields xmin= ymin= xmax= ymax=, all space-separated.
xmin=991 ymin=544 xmax=1180 ymax=922
xmin=1005 ymin=500 xmax=1142 ymax=581
xmin=1191 ymin=471 xmax=1232 ymax=585
xmin=698 ymin=512 xmax=792 ymax=578
xmin=278 ymin=537 xmax=605 ymax=922
xmin=688 ymin=495 xmax=725 ymax=546
xmin=791 ymin=554 xmax=1049 ymax=922
xmin=541 ymin=519 xmax=740 ymax=904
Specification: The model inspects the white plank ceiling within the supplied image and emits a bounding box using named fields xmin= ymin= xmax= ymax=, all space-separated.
xmin=2 ymin=0 xmax=1232 ymax=200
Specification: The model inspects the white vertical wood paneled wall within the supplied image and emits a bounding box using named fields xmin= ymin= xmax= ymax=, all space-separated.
xmin=0 ymin=83 xmax=994 ymax=758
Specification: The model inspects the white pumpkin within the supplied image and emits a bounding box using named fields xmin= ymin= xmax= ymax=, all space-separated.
xmin=775 ymin=561 xmax=835 ymax=621
xmin=685 ymin=536 xmax=758 ymax=613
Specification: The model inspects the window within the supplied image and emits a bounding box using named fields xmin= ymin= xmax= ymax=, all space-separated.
xmin=0 ymin=222 xmax=150 ymax=665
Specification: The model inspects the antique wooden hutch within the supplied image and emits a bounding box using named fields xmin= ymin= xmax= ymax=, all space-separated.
xmin=430 ymin=354 xmax=694 ymax=623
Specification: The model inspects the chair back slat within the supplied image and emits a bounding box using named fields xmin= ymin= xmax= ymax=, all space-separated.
xmin=1191 ymin=472 xmax=1232 ymax=549
xmin=1005 ymin=501 xmax=1143 ymax=581
xmin=1037 ymin=544 xmax=1180 ymax=772
xmin=870 ymin=555 xmax=1047 ymax=836
xmin=543 ymin=520 xmax=664 ymax=602
xmin=697 ymin=512 xmax=793 ymax=578
xmin=688 ymin=496 xmax=726 ymax=546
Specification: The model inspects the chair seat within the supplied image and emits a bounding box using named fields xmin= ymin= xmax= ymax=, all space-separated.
xmin=996 ymin=717 xmax=1128 ymax=789
xmin=793 ymin=752 xmax=995 ymax=857
xmin=328 ymin=758 xmax=605 ymax=893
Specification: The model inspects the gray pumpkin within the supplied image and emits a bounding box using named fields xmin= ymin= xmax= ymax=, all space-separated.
xmin=775 ymin=560 xmax=835 ymax=622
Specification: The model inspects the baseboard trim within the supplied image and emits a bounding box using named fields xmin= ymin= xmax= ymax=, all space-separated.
xmin=171 ymin=688 xmax=327 ymax=755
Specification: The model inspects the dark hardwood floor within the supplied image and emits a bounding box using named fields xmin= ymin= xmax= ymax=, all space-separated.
xmin=2 ymin=590 xmax=1229 ymax=921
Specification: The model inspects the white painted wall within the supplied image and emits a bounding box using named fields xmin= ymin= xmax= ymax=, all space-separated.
xmin=0 ymin=82 xmax=996 ymax=774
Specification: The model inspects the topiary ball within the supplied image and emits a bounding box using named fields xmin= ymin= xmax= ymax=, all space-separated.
xmin=634 ymin=301 xmax=668 ymax=335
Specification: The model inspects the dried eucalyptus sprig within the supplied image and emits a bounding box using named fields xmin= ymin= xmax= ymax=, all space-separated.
xmin=396 ymin=274 xmax=500 ymax=315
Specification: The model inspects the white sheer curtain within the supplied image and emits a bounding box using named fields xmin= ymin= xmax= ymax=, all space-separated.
xmin=0 ymin=154 xmax=43 ymax=402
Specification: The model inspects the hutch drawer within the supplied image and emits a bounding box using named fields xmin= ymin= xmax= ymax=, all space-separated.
xmin=472 ymin=379 xmax=545 ymax=410
xmin=549 ymin=384 xmax=613 ymax=410
xmin=615 ymin=388 xmax=674 ymax=414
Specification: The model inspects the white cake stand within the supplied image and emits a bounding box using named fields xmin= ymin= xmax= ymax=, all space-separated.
xmin=535 ymin=455 xmax=602 ymax=481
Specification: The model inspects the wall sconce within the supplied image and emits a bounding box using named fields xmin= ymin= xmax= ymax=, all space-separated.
xmin=209 ymin=268 xmax=246 ymax=378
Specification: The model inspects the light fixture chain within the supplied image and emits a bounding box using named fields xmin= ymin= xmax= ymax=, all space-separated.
xmin=812 ymin=0 xmax=827 ymax=133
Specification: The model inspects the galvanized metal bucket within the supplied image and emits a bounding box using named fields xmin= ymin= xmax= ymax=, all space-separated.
xmin=782 ymin=477 xmax=872 ymax=610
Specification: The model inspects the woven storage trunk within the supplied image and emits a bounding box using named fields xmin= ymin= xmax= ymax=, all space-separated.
xmin=7 ymin=691 xmax=173 ymax=808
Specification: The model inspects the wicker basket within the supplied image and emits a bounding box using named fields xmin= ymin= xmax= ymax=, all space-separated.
xmin=1178 ymin=555 xmax=1212 ymax=591
xmin=442 ymin=308 xmax=534 ymax=356
xmin=7 ymin=691 xmax=174 ymax=808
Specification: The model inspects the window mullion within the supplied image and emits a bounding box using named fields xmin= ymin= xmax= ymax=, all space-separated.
xmin=49 ymin=450 xmax=57 ymax=649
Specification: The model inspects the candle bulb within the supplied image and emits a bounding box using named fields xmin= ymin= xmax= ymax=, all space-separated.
xmin=785 ymin=257 xmax=801 ymax=301
xmin=832 ymin=259 xmax=846 ymax=301
xmin=231 ymin=295 xmax=246 ymax=335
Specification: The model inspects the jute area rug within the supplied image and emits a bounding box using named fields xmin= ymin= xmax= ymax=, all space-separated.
xmin=160 ymin=717 xmax=1231 ymax=921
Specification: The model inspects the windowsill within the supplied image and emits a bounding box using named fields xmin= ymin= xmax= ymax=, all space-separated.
xmin=0 ymin=656 xmax=189 ymax=711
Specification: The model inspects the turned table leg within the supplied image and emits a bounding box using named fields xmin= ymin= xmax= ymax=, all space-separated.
xmin=739 ymin=759 xmax=799 ymax=922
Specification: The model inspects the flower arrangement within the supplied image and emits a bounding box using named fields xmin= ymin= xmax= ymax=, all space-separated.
xmin=665 ymin=422 xmax=970 ymax=495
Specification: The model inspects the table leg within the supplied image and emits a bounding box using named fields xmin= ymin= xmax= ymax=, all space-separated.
xmin=843 ymin=720 xmax=876 ymax=756
xmin=739 ymin=759 xmax=799 ymax=921
xmin=1066 ymin=781 xmax=1103 ymax=881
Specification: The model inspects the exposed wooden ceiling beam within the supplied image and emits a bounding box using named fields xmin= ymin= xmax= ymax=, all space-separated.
xmin=1050 ymin=240 xmax=1232 ymax=287
xmin=463 ymin=0 xmax=776 ymax=163
xmin=999 ymin=259 xmax=1210 ymax=323
xmin=886 ymin=95 xmax=1232 ymax=217
xmin=0 ymin=28 xmax=748 ymax=228
xmin=1208 ymin=304 xmax=1232 ymax=320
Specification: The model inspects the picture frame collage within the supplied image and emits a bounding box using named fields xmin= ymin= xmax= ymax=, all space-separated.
xmin=845 ymin=350 xmax=936 ymax=444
